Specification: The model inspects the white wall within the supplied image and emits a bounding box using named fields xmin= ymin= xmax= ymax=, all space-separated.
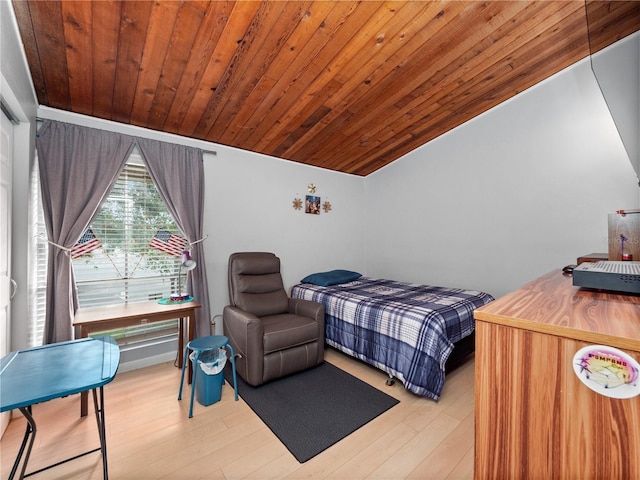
xmin=591 ymin=32 xmax=640 ymax=182
xmin=204 ymin=146 xmax=365 ymax=331
xmin=364 ymin=57 xmax=640 ymax=299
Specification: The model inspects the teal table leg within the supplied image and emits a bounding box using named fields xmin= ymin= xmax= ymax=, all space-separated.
xmin=177 ymin=346 xmax=190 ymax=401
xmin=226 ymin=343 xmax=239 ymax=401
xmin=188 ymin=351 xmax=199 ymax=418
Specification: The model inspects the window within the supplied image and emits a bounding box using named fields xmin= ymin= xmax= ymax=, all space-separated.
xmin=30 ymin=151 xmax=187 ymax=347
xmin=71 ymin=152 xmax=186 ymax=345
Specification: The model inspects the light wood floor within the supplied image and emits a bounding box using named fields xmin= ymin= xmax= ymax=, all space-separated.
xmin=1 ymin=348 xmax=475 ymax=480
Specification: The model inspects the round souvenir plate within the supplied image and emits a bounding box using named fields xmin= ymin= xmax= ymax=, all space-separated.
xmin=573 ymin=345 xmax=640 ymax=399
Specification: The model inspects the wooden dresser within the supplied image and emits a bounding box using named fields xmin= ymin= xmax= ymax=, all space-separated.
xmin=473 ymin=270 xmax=640 ymax=480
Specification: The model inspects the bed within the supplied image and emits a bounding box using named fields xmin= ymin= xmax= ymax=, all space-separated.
xmin=290 ymin=270 xmax=494 ymax=401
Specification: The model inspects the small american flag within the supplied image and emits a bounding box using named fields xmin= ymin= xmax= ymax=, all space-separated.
xmin=149 ymin=230 xmax=187 ymax=257
xmin=71 ymin=229 xmax=102 ymax=259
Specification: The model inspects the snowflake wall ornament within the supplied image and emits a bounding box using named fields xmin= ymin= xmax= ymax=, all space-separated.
xmin=294 ymin=184 xmax=331 ymax=213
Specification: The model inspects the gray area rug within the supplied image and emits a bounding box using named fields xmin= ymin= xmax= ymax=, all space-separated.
xmin=224 ymin=361 xmax=399 ymax=463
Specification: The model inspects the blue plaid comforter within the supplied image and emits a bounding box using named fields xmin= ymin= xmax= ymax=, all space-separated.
xmin=291 ymin=277 xmax=494 ymax=400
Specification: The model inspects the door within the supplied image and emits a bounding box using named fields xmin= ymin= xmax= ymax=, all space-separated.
xmin=1 ymin=110 xmax=14 ymax=435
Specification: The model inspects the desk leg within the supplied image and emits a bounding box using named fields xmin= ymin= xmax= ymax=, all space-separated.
xmin=177 ymin=314 xmax=194 ymax=383
xmin=93 ymin=387 xmax=109 ymax=479
xmin=9 ymin=406 xmax=36 ymax=480
xmin=19 ymin=389 xmax=109 ymax=479
xmin=80 ymin=392 xmax=88 ymax=417
xmin=177 ymin=317 xmax=184 ymax=369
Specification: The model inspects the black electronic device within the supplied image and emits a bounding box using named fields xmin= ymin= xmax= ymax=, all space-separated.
xmin=572 ymin=261 xmax=640 ymax=294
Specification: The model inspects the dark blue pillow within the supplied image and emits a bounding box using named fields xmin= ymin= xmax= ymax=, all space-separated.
xmin=301 ymin=269 xmax=362 ymax=286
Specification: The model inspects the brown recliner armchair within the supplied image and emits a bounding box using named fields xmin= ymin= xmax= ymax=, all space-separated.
xmin=223 ymin=252 xmax=325 ymax=386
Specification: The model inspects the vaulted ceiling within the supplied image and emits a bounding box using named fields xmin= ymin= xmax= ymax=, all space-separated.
xmin=12 ymin=1 xmax=640 ymax=176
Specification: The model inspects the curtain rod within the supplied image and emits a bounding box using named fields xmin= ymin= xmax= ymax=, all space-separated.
xmin=35 ymin=116 xmax=217 ymax=155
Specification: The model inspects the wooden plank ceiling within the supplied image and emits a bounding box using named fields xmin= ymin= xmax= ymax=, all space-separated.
xmin=12 ymin=1 xmax=640 ymax=176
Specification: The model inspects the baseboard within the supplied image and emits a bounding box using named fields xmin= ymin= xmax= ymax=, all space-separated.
xmin=118 ymin=350 xmax=177 ymax=373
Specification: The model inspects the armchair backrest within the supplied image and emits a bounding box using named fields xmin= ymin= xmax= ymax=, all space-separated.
xmin=227 ymin=252 xmax=289 ymax=317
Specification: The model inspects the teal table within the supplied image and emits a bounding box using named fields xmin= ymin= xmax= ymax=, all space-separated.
xmin=0 ymin=336 xmax=120 ymax=479
xmin=178 ymin=335 xmax=238 ymax=418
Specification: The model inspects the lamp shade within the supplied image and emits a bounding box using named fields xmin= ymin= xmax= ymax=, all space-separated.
xmin=181 ymin=250 xmax=196 ymax=271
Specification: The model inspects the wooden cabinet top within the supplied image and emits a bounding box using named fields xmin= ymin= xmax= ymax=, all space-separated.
xmin=474 ymin=270 xmax=640 ymax=352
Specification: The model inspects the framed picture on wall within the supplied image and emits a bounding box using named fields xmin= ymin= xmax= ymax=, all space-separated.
xmin=305 ymin=195 xmax=321 ymax=215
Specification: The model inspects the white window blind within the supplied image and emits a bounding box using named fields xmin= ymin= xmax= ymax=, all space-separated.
xmin=71 ymin=154 xmax=186 ymax=345
xmin=28 ymin=158 xmax=46 ymax=347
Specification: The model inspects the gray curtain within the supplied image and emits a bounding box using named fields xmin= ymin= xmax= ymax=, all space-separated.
xmin=136 ymin=139 xmax=211 ymax=338
xmin=36 ymin=120 xmax=134 ymax=343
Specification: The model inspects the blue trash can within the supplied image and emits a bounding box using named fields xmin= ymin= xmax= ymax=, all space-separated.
xmin=191 ymin=349 xmax=226 ymax=406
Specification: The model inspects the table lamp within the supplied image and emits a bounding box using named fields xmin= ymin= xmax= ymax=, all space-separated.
xmin=172 ymin=250 xmax=196 ymax=301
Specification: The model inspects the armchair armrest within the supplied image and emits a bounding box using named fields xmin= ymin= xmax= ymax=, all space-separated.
xmin=288 ymin=298 xmax=325 ymax=324
xmin=288 ymin=298 xmax=325 ymax=355
xmin=223 ymin=305 xmax=265 ymax=384
xmin=222 ymin=306 xmax=263 ymax=353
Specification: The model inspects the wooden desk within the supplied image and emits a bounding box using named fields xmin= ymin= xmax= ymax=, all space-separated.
xmin=474 ymin=270 xmax=640 ymax=479
xmin=74 ymin=300 xmax=200 ymax=416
